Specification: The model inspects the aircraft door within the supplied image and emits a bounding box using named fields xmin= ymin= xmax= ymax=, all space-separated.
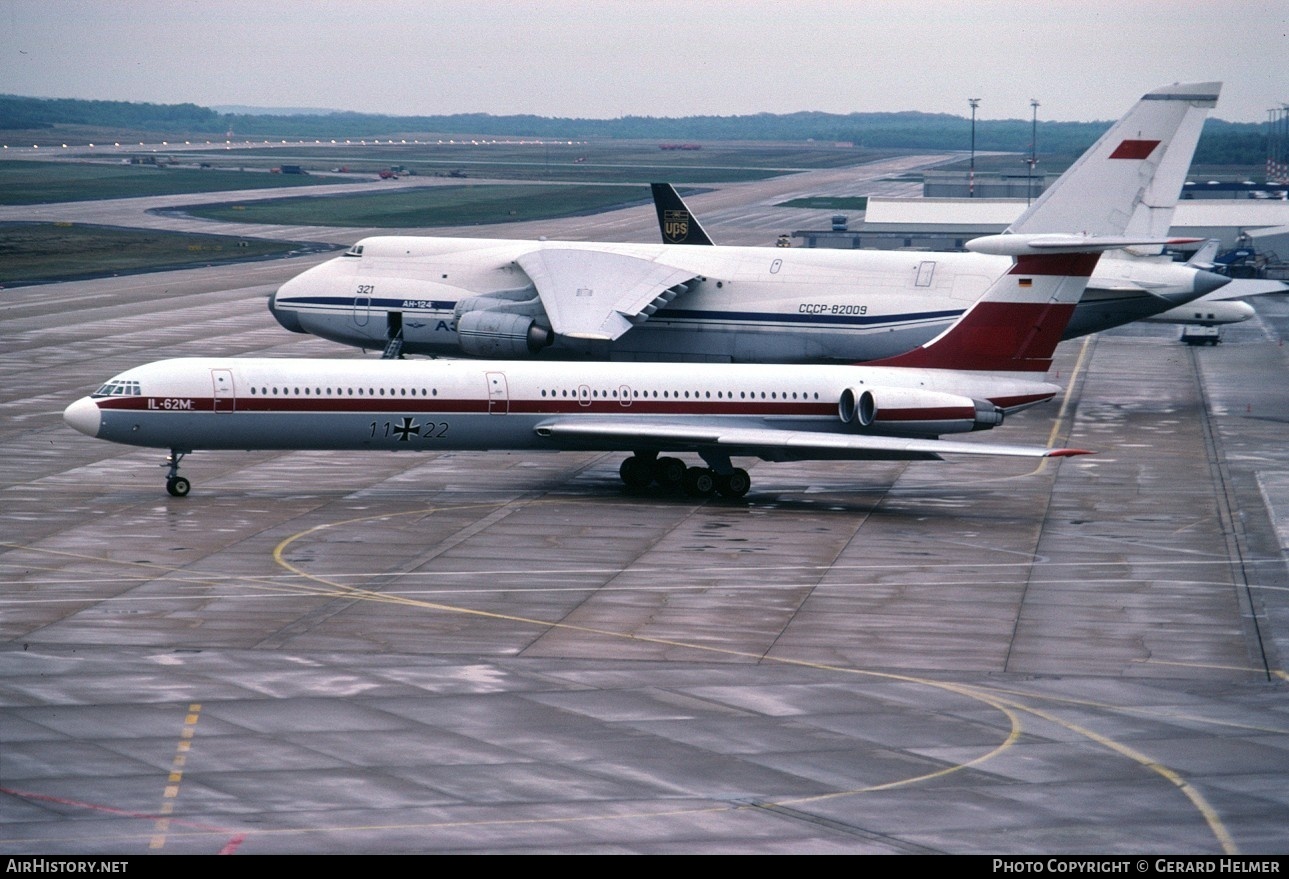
xmin=353 ymin=289 xmax=372 ymax=327
xmin=486 ymin=371 xmax=509 ymax=414
xmin=211 ymin=368 xmax=235 ymax=413
xmin=916 ymin=261 xmax=936 ymax=287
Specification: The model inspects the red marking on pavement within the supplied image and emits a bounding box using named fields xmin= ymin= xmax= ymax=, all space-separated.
xmin=1 ymin=785 xmax=243 ymax=851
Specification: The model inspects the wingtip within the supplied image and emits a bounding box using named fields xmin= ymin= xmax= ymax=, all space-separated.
xmin=1047 ymin=448 xmax=1095 ymax=458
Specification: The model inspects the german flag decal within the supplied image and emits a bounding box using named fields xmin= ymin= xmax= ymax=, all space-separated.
xmin=1109 ymin=139 xmax=1161 ymax=160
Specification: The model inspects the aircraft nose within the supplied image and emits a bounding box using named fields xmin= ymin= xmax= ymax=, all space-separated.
xmin=1230 ymin=301 xmax=1256 ymax=322
xmin=268 ymin=289 xmax=306 ymax=333
xmin=1193 ymin=269 xmax=1231 ymax=297
xmin=63 ymin=397 xmax=102 ymax=437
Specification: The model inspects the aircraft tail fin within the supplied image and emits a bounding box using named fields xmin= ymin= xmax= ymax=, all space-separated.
xmin=651 ymin=183 xmax=716 ymax=245
xmin=867 ymin=81 xmax=1220 ymax=376
xmin=1186 ymin=238 xmax=1221 ymax=269
xmin=867 ymin=234 xmax=1196 ymax=373
xmin=1007 ymin=82 xmax=1220 ymax=254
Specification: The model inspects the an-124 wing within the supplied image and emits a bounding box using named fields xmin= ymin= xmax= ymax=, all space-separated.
xmin=515 ymin=249 xmax=701 ymax=340
xmin=533 ymin=418 xmax=1091 ymax=461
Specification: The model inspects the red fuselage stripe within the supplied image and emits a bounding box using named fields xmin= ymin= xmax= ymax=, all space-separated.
xmin=97 ymin=396 xmax=836 ymax=418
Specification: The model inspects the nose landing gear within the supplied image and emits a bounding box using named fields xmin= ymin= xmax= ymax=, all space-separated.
xmin=162 ymin=449 xmax=192 ymax=497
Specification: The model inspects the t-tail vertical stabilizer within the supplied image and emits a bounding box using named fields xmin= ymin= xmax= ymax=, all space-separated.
xmin=866 ymin=233 xmax=1198 ymax=375
xmin=1008 ymin=82 xmax=1221 ymax=249
xmin=864 ymin=243 xmax=1099 ymax=374
xmin=864 ymin=81 xmax=1219 ymax=374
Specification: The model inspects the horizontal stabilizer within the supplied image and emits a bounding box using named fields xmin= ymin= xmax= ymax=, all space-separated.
xmin=1211 ymin=278 xmax=1289 ymax=299
xmin=967 ymin=233 xmax=1202 ymax=257
xmin=1245 ymin=224 xmax=1289 ymax=241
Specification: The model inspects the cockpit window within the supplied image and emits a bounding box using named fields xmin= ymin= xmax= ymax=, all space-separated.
xmin=343 ymin=244 xmax=364 ymax=258
xmin=91 ymin=380 xmax=142 ymax=398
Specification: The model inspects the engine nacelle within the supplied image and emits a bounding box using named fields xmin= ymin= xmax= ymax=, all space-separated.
xmin=838 ymin=386 xmax=1004 ymax=436
xmin=456 ymin=310 xmax=552 ymax=357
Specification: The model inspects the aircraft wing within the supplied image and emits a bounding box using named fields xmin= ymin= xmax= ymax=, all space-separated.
xmin=534 ymin=418 xmax=1090 ymax=461
xmin=515 ymin=249 xmax=700 ymax=340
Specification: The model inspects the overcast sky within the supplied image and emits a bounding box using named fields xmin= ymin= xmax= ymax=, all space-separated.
xmin=3 ymin=1 xmax=1286 ymax=124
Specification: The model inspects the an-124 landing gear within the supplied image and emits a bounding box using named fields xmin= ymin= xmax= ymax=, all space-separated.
xmin=162 ymin=449 xmax=191 ymax=497
xmin=618 ymin=453 xmax=750 ymax=499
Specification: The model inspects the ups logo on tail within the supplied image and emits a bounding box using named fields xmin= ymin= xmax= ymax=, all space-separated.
xmin=663 ymin=210 xmax=691 ymax=243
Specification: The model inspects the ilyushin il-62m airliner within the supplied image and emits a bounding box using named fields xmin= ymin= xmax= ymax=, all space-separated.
xmin=266 ymin=82 xmax=1225 ymax=363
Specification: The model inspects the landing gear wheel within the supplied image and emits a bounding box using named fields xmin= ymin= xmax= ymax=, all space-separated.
xmin=716 ymin=468 xmax=750 ymax=499
xmin=619 ymin=455 xmax=654 ymax=490
xmin=683 ymin=466 xmax=716 ymax=497
xmin=162 ymin=449 xmax=191 ymax=497
xmin=652 ymin=456 xmax=686 ymax=490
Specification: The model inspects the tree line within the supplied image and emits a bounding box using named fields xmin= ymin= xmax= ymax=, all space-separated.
xmin=0 ymin=94 xmax=1269 ymax=166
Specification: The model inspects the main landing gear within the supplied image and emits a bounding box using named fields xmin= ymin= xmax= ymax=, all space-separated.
xmin=618 ymin=453 xmax=750 ymax=499
xmin=162 ymin=449 xmax=191 ymax=497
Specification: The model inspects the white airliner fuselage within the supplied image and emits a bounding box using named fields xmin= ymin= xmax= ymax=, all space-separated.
xmin=62 ymin=354 xmax=1070 ymax=499
xmin=269 ymin=238 xmax=1227 ymax=362
xmin=65 ymin=355 xmax=1060 ymax=452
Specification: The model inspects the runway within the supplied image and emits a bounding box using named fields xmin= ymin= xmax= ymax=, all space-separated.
xmin=1 ymin=160 xmax=1288 ymax=854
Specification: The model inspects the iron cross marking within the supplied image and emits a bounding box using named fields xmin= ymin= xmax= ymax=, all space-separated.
xmin=392 ymin=416 xmax=420 ymax=442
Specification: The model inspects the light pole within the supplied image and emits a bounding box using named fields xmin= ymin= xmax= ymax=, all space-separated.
xmin=1027 ymin=99 xmax=1040 ymax=204
xmin=969 ymin=98 xmax=980 ymax=197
